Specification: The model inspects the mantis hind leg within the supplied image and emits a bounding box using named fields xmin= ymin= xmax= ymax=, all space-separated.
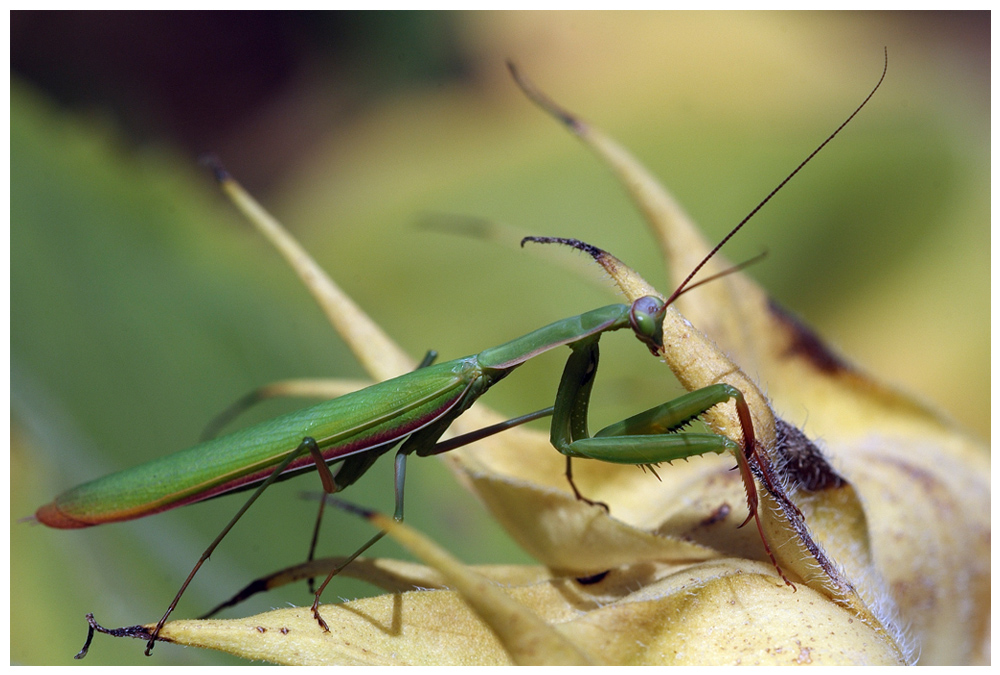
xmin=308 ymin=399 xmax=558 ymax=628
xmin=308 ymin=450 xmax=409 ymax=631
xmin=303 ymin=351 xmax=440 ymax=596
xmin=143 ymin=436 xmax=327 ymax=655
xmin=199 ymin=407 xmax=555 ymax=622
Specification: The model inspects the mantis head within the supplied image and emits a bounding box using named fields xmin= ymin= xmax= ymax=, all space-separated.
xmin=628 ymin=295 xmax=667 ymax=356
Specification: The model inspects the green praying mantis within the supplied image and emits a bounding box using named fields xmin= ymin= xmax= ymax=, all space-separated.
xmin=34 ymin=57 xmax=885 ymax=659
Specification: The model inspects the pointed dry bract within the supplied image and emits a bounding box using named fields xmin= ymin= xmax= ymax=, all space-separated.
xmin=504 ymin=67 xmax=986 ymax=664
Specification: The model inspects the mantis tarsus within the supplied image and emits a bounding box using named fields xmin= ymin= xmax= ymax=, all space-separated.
xmin=35 ymin=55 xmax=886 ymax=658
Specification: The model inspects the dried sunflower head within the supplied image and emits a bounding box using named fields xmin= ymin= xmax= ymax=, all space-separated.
xmin=133 ymin=66 xmax=986 ymax=665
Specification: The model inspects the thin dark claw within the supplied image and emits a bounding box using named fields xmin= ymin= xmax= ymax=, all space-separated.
xmin=75 ymin=613 xmax=155 ymax=659
xmin=311 ymin=602 xmax=331 ymax=632
xmin=74 ymin=614 xmax=97 ymax=660
xmin=579 ymin=495 xmax=610 ymax=513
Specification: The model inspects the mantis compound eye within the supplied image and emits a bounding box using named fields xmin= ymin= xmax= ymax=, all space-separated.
xmin=629 ymin=295 xmax=666 ymax=355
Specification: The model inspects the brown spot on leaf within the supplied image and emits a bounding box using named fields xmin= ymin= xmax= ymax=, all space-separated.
xmin=575 ymin=570 xmax=610 ymax=585
xmin=768 ymin=299 xmax=851 ymax=374
xmin=700 ymin=503 xmax=732 ymax=527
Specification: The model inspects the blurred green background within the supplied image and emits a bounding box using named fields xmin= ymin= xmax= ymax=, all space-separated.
xmin=12 ymin=12 xmax=988 ymax=665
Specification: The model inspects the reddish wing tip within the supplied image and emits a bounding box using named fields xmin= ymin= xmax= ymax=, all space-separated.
xmin=35 ymin=502 xmax=93 ymax=529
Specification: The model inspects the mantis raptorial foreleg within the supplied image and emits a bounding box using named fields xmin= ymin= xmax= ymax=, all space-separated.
xmin=546 ymin=337 xmax=792 ymax=585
